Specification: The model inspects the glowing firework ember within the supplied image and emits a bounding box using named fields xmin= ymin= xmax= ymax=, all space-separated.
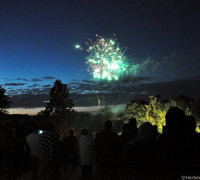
xmin=75 ymin=44 xmax=81 ymax=49
xmin=86 ymin=34 xmax=128 ymax=81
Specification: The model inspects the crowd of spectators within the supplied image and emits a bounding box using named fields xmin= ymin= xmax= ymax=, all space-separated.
xmin=0 ymin=106 xmax=200 ymax=180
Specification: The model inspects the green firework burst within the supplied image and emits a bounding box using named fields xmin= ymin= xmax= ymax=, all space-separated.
xmin=86 ymin=34 xmax=128 ymax=81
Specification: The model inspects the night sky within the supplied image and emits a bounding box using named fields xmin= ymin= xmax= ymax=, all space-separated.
xmin=0 ymin=0 xmax=200 ymax=114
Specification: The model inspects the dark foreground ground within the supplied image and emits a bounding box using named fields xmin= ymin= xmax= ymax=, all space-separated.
xmin=20 ymin=164 xmax=99 ymax=180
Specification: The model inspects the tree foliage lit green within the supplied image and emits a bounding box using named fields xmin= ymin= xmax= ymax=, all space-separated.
xmin=122 ymin=95 xmax=199 ymax=132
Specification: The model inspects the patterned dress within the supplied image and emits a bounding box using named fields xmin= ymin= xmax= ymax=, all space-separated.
xmin=39 ymin=130 xmax=60 ymax=180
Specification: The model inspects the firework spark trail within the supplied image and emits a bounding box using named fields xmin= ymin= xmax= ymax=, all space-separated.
xmin=96 ymin=89 xmax=101 ymax=109
xmin=85 ymin=34 xmax=128 ymax=81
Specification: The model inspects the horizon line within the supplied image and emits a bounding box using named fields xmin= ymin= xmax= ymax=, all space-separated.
xmin=9 ymin=104 xmax=126 ymax=115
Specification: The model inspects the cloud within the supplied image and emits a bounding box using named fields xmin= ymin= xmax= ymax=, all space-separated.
xmin=27 ymin=84 xmax=39 ymax=88
xmin=16 ymin=78 xmax=29 ymax=81
xmin=72 ymin=77 xmax=200 ymax=106
xmin=5 ymin=83 xmax=26 ymax=86
xmin=43 ymin=85 xmax=52 ymax=88
xmin=68 ymin=76 xmax=155 ymax=96
xmin=9 ymin=76 xmax=154 ymax=108
xmin=32 ymin=78 xmax=42 ymax=82
xmin=41 ymin=76 xmax=56 ymax=80
xmin=11 ymin=94 xmax=49 ymax=108
xmin=6 ymin=75 xmax=200 ymax=109
xmin=129 ymin=53 xmax=200 ymax=79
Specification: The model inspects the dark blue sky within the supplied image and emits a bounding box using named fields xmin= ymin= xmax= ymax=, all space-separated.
xmin=0 ymin=0 xmax=200 ymax=111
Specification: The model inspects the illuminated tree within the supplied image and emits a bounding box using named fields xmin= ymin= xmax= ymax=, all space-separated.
xmin=191 ymin=98 xmax=200 ymax=122
xmin=191 ymin=98 xmax=200 ymax=132
xmin=145 ymin=95 xmax=168 ymax=131
xmin=170 ymin=95 xmax=193 ymax=115
xmin=124 ymin=99 xmax=148 ymax=125
xmin=122 ymin=95 xmax=198 ymax=133
xmin=0 ymin=86 xmax=11 ymax=114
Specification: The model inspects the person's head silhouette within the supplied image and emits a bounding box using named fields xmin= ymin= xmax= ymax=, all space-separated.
xmin=165 ymin=106 xmax=185 ymax=132
xmin=137 ymin=122 xmax=154 ymax=142
xmin=69 ymin=129 xmax=75 ymax=136
xmin=81 ymin=127 xmax=88 ymax=135
xmin=104 ymin=120 xmax=112 ymax=131
xmin=128 ymin=118 xmax=137 ymax=128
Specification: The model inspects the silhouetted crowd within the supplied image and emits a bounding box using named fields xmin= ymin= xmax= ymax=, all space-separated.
xmin=0 ymin=106 xmax=200 ymax=180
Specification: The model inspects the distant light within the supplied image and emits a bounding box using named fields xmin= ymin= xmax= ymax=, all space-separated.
xmin=38 ymin=130 xmax=43 ymax=134
xmin=75 ymin=44 xmax=81 ymax=49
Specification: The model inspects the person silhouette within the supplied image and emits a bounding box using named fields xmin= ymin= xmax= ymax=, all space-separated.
xmin=156 ymin=106 xmax=186 ymax=180
xmin=123 ymin=122 xmax=156 ymax=180
xmin=78 ymin=127 xmax=94 ymax=180
xmin=39 ymin=121 xmax=60 ymax=180
xmin=2 ymin=127 xmax=21 ymax=180
xmin=95 ymin=120 xmax=120 ymax=180
xmin=26 ymin=122 xmax=40 ymax=180
xmin=121 ymin=118 xmax=137 ymax=148
xmin=63 ymin=129 xmax=77 ymax=172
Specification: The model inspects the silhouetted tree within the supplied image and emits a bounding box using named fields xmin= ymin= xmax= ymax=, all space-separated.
xmin=0 ymin=86 xmax=11 ymax=114
xmin=44 ymin=80 xmax=74 ymax=121
xmin=72 ymin=112 xmax=94 ymax=134
xmin=91 ymin=106 xmax=114 ymax=131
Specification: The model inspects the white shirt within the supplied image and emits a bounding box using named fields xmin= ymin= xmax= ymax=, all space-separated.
xmin=79 ymin=135 xmax=94 ymax=166
xmin=26 ymin=132 xmax=40 ymax=158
